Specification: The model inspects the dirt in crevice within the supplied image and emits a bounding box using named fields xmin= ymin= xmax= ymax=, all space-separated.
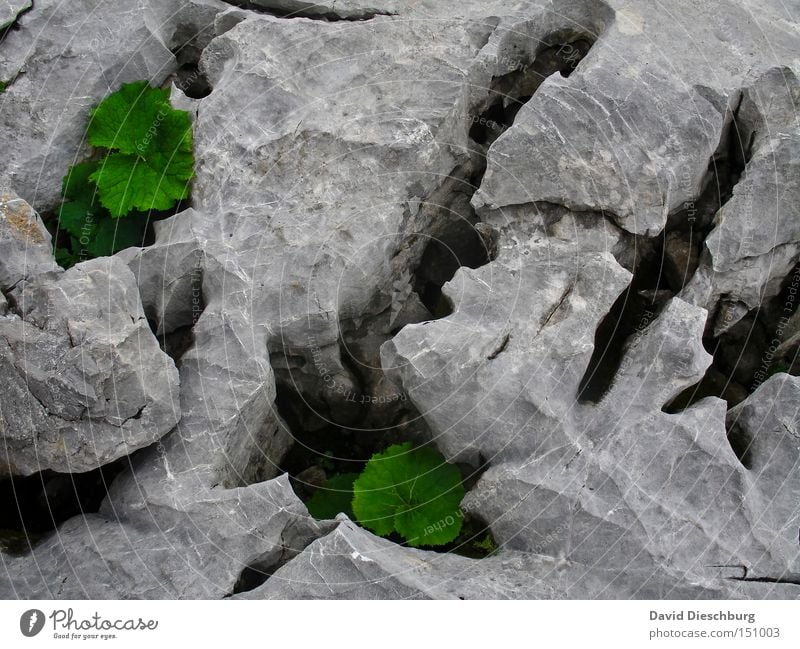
xmin=230 ymin=563 xmax=273 ymax=594
xmin=169 ymin=26 xmax=215 ymax=99
xmin=155 ymin=324 xmax=196 ymax=369
xmin=229 ymin=545 xmax=292 ymax=595
xmin=271 ymin=375 xmax=426 ymax=496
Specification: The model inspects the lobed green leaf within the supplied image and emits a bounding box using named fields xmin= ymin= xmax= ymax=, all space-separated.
xmin=352 ymin=442 xmax=464 ymax=547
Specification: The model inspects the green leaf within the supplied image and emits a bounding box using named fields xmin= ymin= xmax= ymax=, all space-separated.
xmin=57 ymin=201 xmax=98 ymax=239
xmin=87 ymin=81 xmax=171 ymax=154
xmin=54 ymin=246 xmax=79 ymax=268
xmin=90 ymin=151 xmax=191 ymax=217
xmin=306 ymin=473 xmax=359 ymax=520
xmin=352 ymin=442 xmax=465 ymax=547
xmin=86 ymin=213 xmax=148 ymax=257
xmin=86 ymin=82 xmax=194 ymax=217
xmin=61 ymin=161 xmax=100 ymax=201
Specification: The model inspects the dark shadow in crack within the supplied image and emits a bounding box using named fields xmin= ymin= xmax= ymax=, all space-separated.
xmin=470 ymin=30 xmax=598 ymax=147
xmin=660 ymin=90 xmax=752 ymax=294
xmin=0 ymin=458 xmax=125 ymax=555
xmin=578 ymin=247 xmax=672 ymax=404
xmin=170 ymin=31 xmax=215 ymax=99
xmin=410 ymin=165 xmax=495 ymax=320
xmin=221 ymin=0 xmax=395 ymax=22
xmin=665 ymin=260 xmax=800 ymax=413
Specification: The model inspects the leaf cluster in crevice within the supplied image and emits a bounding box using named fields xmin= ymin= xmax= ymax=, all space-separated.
xmin=50 ymin=81 xmax=194 ymax=267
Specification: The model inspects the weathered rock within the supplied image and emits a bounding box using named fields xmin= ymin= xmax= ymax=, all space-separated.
xmin=386 ymin=200 xmax=799 ymax=582
xmin=1 ymin=475 xmax=331 ymax=598
xmin=681 ymin=68 xmax=800 ymax=335
xmin=726 ymin=373 xmax=800 ymax=569
xmin=0 ymin=0 xmax=29 ymax=29
xmin=0 ymin=0 xmax=178 ymax=209
xmin=0 ymin=191 xmax=60 ymax=290
xmin=238 ymin=518 xmax=798 ymax=599
xmin=117 ymin=209 xmax=206 ymax=336
xmin=3 ymin=0 xmax=800 ymax=601
xmin=0 ymin=256 xmax=180 ymax=476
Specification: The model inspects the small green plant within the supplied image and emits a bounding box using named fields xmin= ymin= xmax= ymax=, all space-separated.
xmin=472 ymin=533 xmax=498 ymax=555
xmin=307 ymin=442 xmax=465 ymax=547
xmin=53 ymin=81 xmax=194 ymax=266
xmin=306 ymin=473 xmax=359 ymax=520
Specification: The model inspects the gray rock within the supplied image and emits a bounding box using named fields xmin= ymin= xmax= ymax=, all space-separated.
xmin=681 ymin=68 xmax=800 ymax=335
xmin=0 ymin=0 xmax=29 ymax=29
xmin=117 ymin=209 xmax=206 ymax=336
xmin=0 ymin=256 xmax=180 ymax=476
xmin=0 ymin=0 xmax=177 ymax=209
xmin=385 ymin=198 xmax=799 ymax=581
xmin=726 ymin=373 xmax=800 ymax=569
xmin=239 ymin=518 xmax=798 ymax=599
xmin=1 ymin=475 xmax=331 ymax=598
xmin=474 ymin=72 xmax=726 ymax=236
xmin=3 ymin=0 xmax=800 ymax=601
xmin=0 ymin=190 xmax=60 ymax=291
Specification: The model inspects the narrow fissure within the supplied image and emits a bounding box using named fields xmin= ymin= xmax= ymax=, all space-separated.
xmin=231 ymin=564 xmax=273 ymax=594
xmin=411 ymin=163 xmax=494 ymax=318
xmin=231 ymin=26 xmax=613 ymax=560
xmin=0 ymin=459 xmax=125 ymax=555
xmin=268 ymin=30 xmax=607 ymax=553
xmin=729 ymin=575 xmax=800 ymax=587
xmin=470 ymin=31 xmax=597 ymax=147
xmin=586 ymin=90 xmax=780 ymax=414
xmin=155 ymin=324 xmax=196 ymax=369
xmin=220 ymin=0 xmax=395 ymax=22
xmin=577 ymin=247 xmax=672 ymax=404
xmin=665 ymin=260 xmax=800 ymax=414
xmin=662 ymin=91 xmax=751 ymax=293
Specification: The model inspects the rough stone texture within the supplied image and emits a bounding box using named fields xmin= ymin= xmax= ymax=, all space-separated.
xmin=238 ymin=518 xmax=798 ymax=599
xmin=726 ymin=374 xmax=800 ymax=567
xmin=2 ymin=0 xmax=800 ymax=599
xmin=1 ymin=474 xmax=331 ymax=598
xmin=681 ymin=68 xmax=800 ymax=335
xmin=0 ymin=0 xmax=29 ymax=29
xmin=383 ymin=199 xmax=800 ymax=586
xmin=0 ymin=191 xmax=59 ymax=290
xmin=0 ymin=0 xmax=178 ymax=209
xmin=0 ymin=255 xmax=180 ymax=476
xmin=471 ymin=2 xmax=798 ymax=237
